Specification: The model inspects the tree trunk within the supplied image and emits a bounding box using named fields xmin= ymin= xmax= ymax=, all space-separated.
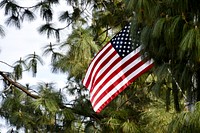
xmin=172 ymin=80 xmax=181 ymax=112
xmin=186 ymin=87 xmax=194 ymax=112
xmin=196 ymin=68 xmax=200 ymax=101
xmin=166 ymin=87 xmax=171 ymax=112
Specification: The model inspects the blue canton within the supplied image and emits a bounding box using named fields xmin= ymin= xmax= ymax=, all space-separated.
xmin=111 ymin=24 xmax=133 ymax=58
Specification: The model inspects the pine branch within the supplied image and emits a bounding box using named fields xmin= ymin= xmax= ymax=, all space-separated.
xmin=0 ymin=71 xmax=40 ymax=99
xmin=60 ymin=105 xmax=105 ymax=120
xmin=0 ymin=71 xmax=105 ymax=120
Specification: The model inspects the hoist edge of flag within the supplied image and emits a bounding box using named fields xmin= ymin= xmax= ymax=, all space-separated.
xmin=82 ymin=42 xmax=112 ymax=89
xmin=88 ymin=46 xmax=117 ymax=93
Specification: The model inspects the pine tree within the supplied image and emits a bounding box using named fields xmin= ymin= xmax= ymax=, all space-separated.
xmin=1 ymin=0 xmax=200 ymax=132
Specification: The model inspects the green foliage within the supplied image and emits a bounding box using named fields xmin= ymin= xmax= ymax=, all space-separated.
xmin=0 ymin=84 xmax=77 ymax=132
xmin=122 ymin=120 xmax=140 ymax=133
xmin=128 ymin=0 xmax=200 ymax=112
xmin=53 ymin=25 xmax=100 ymax=79
xmin=21 ymin=9 xmax=35 ymax=22
xmin=5 ymin=15 xmax=21 ymax=28
xmin=40 ymin=3 xmax=53 ymax=22
xmin=13 ymin=64 xmax=22 ymax=80
xmin=152 ymin=18 xmax=166 ymax=38
xmin=0 ymin=25 xmax=5 ymax=37
xmin=84 ymin=122 xmax=100 ymax=133
xmin=1 ymin=0 xmax=200 ymax=132
xmin=141 ymin=99 xmax=174 ymax=133
xmin=168 ymin=102 xmax=200 ymax=133
xmin=25 ymin=52 xmax=44 ymax=77
xmin=180 ymin=27 xmax=200 ymax=62
xmin=13 ymin=57 xmax=27 ymax=80
xmin=38 ymin=23 xmax=61 ymax=41
xmin=42 ymin=42 xmax=63 ymax=64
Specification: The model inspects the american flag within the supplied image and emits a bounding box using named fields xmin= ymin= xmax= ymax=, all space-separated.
xmin=83 ymin=24 xmax=154 ymax=113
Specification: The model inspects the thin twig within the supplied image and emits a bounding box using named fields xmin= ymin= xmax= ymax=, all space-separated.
xmin=0 ymin=61 xmax=14 ymax=68
xmin=0 ymin=84 xmax=12 ymax=94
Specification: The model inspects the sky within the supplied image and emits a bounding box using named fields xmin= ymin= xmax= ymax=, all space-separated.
xmin=0 ymin=17 xmax=68 ymax=88
xmin=0 ymin=1 xmax=72 ymax=132
xmin=0 ymin=0 xmax=70 ymax=86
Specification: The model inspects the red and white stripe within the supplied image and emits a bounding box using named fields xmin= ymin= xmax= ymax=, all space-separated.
xmin=83 ymin=42 xmax=154 ymax=113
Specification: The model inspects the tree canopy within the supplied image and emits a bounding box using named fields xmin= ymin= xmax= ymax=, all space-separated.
xmin=0 ymin=0 xmax=200 ymax=132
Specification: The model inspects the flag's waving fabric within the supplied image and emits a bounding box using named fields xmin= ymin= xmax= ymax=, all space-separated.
xmin=83 ymin=24 xmax=154 ymax=113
